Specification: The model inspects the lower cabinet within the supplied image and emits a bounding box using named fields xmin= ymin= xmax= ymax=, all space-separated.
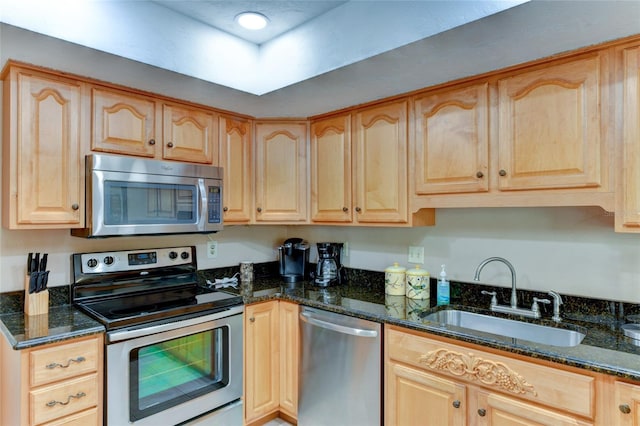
xmin=613 ymin=380 xmax=640 ymax=426
xmin=0 ymin=334 xmax=103 ymax=426
xmin=244 ymin=301 xmax=299 ymax=425
xmin=385 ymin=325 xmax=597 ymax=426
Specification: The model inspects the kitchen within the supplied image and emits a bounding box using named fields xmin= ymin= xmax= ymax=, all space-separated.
xmin=1 ymin=1 xmax=640 ymax=425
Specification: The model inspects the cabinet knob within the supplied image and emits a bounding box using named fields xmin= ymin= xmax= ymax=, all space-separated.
xmin=249 ymin=317 xmax=255 ymax=322
xmin=342 ymin=207 xmax=348 ymax=212
xmin=355 ymin=207 xmax=362 ymax=213
xmin=452 ymin=400 xmax=461 ymax=409
xmin=148 ymin=139 xmax=156 ymax=145
xmin=499 ymin=169 xmax=507 ymax=177
xmin=223 ymin=206 xmax=229 ymax=212
xmin=476 ymin=171 xmax=484 ymax=178
xmin=620 ymin=404 xmax=631 ymax=414
xmin=257 ymin=207 xmax=262 ymax=213
xmin=478 ymin=408 xmax=487 ymax=417
xmin=71 ymin=203 xmax=79 ymax=211
xmin=167 ymin=142 xmax=174 ymax=148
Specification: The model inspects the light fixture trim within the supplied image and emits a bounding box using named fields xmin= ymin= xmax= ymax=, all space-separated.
xmin=236 ymin=11 xmax=269 ymax=30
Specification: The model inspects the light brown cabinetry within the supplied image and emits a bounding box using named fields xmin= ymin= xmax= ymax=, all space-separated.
xmin=91 ymin=86 xmax=218 ymax=164
xmin=219 ymin=115 xmax=253 ymax=223
xmin=254 ymin=121 xmax=308 ymax=223
xmin=385 ymin=325 xmax=596 ymax=425
xmin=2 ymin=66 xmax=85 ymax=229
xmin=0 ymin=334 xmax=103 ymax=426
xmin=244 ymin=301 xmax=299 ymax=425
xmin=613 ymin=380 xmax=640 ymax=426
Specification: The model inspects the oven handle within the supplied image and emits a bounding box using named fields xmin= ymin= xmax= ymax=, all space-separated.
xmin=107 ymin=304 xmax=244 ymax=343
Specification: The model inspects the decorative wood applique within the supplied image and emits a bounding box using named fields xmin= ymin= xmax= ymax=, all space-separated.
xmin=419 ymin=348 xmax=537 ymax=396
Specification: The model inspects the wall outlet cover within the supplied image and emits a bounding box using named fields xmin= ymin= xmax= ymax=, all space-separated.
xmin=207 ymin=240 xmax=218 ymax=259
xmin=408 ymin=246 xmax=424 ymax=264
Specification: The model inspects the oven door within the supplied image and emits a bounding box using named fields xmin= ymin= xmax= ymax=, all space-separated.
xmin=106 ymin=307 xmax=243 ymax=426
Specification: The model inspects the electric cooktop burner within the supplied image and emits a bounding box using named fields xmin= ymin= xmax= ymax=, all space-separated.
xmin=71 ymin=246 xmax=243 ymax=330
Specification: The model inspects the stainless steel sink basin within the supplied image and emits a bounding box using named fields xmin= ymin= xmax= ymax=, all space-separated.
xmin=422 ymin=309 xmax=586 ymax=347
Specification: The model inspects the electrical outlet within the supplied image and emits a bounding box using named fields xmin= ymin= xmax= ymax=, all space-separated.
xmin=207 ymin=241 xmax=218 ymax=259
xmin=408 ymin=246 xmax=424 ymax=264
xmin=343 ymin=242 xmax=349 ymax=257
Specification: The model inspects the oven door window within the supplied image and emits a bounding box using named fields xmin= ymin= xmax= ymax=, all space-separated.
xmin=104 ymin=181 xmax=197 ymax=225
xmin=129 ymin=326 xmax=228 ymax=422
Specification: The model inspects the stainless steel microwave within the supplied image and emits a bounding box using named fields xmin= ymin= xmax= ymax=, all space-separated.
xmin=72 ymin=154 xmax=223 ymax=237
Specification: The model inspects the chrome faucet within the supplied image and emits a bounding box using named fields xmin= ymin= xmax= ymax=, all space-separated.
xmin=474 ymin=257 xmax=545 ymax=319
xmin=548 ymin=290 xmax=563 ymax=322
xmin=474 ymin=257 xmax=518 ymax=308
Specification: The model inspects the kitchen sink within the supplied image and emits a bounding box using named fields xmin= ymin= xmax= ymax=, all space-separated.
xmin=422 ymin=309 xmax=586 ymax=347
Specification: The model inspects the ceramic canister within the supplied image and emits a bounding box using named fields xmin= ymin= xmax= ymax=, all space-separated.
xmin=385 ymin=262 xmax=406 ymax=295
xmin=406 ymin=264 xmax=430 ymax=299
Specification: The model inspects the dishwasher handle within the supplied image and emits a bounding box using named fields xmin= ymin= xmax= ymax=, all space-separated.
xmin=300 ymin=311 xmax=378 ymax=338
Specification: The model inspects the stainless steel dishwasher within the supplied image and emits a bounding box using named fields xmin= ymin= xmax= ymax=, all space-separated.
xmin=299 ymin=306 xmax=382 ymax=426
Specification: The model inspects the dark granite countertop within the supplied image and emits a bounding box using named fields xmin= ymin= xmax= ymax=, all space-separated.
xmin=225 ymin=275 xmax=640 ymax=382
xmin=0 ymin=304 xmax=105 ymax=350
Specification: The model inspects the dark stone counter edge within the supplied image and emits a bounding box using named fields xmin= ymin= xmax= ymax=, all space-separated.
xmin=242 ymin=291 xmax=640 ymax=383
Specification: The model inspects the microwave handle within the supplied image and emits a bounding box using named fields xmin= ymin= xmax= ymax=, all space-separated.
xmin=198 ymin=178 xmax=208 ymax=231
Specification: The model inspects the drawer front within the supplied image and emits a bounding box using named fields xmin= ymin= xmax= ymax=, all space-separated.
xmin=30 ymin=374 xmax=99 ymax=425
xmin=30 ymin=337 xmax=99 ymax=387
xmin=386 ymin=326 xmax=595 ymax=419
xmin=41 ymin=407 xmax=99 ymax=426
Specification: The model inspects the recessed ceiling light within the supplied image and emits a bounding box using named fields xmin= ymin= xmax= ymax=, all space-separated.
xmin=236 ymin=12 xmax=269 ymax=30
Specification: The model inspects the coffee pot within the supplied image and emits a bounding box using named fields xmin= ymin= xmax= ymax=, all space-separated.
xmin=314 ymin=242 xmax=344 ymax=286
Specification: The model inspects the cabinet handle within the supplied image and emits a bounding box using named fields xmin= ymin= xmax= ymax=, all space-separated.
xmin=499 ymin=169 xmax=507 ymax=177
xmin=249 ymin=317 xmax=255 ymax=322
xmin=46 ymin=356 xmax=86 ymax=369
xmin=148 ymin=139 xmax=156 ymax=145
xmin=355 ymin=207 xmax=362 ymax=213
xmin=46 ymin=392 xmax=86 ymax=407
xmin=223 ymin=206 xmax=229 ymax=212
xmin=257 ymin=207 xmax=262 ymax=213
xmin=343 ymin=207 xmax=348 ymax=212
xmin=452 ymin=400 xmax=461 ymax=409
xmin=476 ymin=171 xmax=484 ymax=178
xmin=71 ymin=203 xmax=79 ymax=211
xmin=478 ymin=408 xmax=487 ymax=417
xmin=619 ymin=404 xmax=631 ymax=414
xmin=167 ymin=142 xmax=174 ymax=148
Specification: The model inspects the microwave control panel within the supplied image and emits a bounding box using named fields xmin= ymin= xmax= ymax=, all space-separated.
xmin=207 ymin=185 xmax=222 ymax=223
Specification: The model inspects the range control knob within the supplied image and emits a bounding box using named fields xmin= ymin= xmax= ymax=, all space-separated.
xmin=103 ymin=256 xmax=115 ymax=266
xmin=169 ymin=251 xmax=178 ymax=260
xmin=181 ymin=251 xmax=189 ymax=260
xmin=87 ymin=258 xmax=98 ymax=268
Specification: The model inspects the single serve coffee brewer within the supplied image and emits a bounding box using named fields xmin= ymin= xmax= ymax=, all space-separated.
xmin=278 ymin=238 xmax=310 ymax=282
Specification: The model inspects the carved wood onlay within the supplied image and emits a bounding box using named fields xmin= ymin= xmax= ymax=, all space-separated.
xmin=419 ymin=348 xmax=538 ymax=396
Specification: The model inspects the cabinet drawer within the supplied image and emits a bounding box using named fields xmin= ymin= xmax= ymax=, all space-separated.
xmin=30 ymin=337 xmax=99 ymax=387
xmin=41 ymin=407 xmax=99 ymax=426
xmin=30 ymin=374 xmax=99 ymax=425
xmin=386 ymin=326 xmax=595 ymax=419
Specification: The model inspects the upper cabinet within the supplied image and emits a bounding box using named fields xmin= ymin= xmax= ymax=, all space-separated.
xmin=497 ymin=54 xmax=605 ymax=191
xmin=254 ymin=121 xmax=308 ymax=223
xmin=91 ymin=86 xmax=218 ymax=164
xmin=219 ymin=115 xmax=253 ymax=224
xmin=2 ymin=66 xmax=85 ymax=229
xmin=414 ymin=83 xmax=490 ymax=195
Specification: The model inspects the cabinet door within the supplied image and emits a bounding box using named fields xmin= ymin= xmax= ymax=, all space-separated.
xmin=353 ymin=101 xmax=408 ymax=223
xmin=244 ymin=302 xmax=280 ymax=423
xmin=254 ymin=121 xmax=308 ymax=222
xmin=310 ymin=114 xmax=352 ymax=223
xmin=279 ymin=302 xmax=299 ymax=419
xmin=219 ymin=116 xmax=252 ymax=223
xmin=614 ymin=381 xmax=640 ymax=426
xmin=386 ymin=361 xmax=466 ymax=426
xmin=91 ymin=87 xmax=157 ymax=157
xmin=163 ymin=104 xmax=217 ymax=164
xmin=497 ymin=54 xmax=604 ymax=191
xmin=619 ymin=46 xmax=640 ymax=230
xmin=474 ymin=389 xmax=593 ymax=426
xmin=414 ymin=83 xmax=489 ymax=195
xmin=4 ymin=69 xmax=83 ymax=228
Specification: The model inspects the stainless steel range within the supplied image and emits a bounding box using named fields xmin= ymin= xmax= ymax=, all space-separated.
xmin=72 ymin=246 xmax=243 ymax=426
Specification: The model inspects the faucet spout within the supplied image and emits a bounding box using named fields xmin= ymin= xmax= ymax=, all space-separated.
xmin=474 ymin=257 xmax=518 ymax=308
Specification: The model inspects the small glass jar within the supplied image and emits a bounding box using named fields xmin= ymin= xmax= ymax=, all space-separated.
xmin=385 ymin=262 xmax=406 ymax=295
xmin=406 ymin=264 xmax=430 ymax=300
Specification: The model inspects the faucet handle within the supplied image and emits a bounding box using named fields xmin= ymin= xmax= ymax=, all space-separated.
xmin=481 ymin=290 xmax=498 ymax=307
xmin=532 ymin=297 xmax=551 ymax=314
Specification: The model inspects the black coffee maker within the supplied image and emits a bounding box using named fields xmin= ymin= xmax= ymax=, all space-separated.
xmin=278 ymin=238 xmax=310 ymax=282
xmin=314 ymin=242 xmax=344 ymax=286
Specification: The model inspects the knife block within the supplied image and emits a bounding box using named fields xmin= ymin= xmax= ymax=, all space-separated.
xmin=24 ymin=274 xmax=48 ymax=316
